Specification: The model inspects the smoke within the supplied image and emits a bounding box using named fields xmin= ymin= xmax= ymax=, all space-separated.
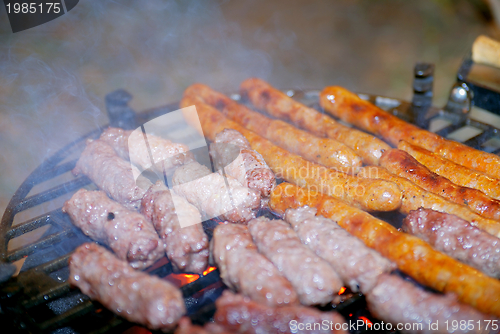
xmin=0 ymin=0 xmax=276 ymax=213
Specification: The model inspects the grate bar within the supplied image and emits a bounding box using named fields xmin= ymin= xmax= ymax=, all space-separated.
xmin=87 ymin=317 xmax=126 ymax=334
xmin=36 ymin=159 xmax=79 ymax=185
xmin=7 ymin=229 xmax=74 ymax=262
xmin=38 ymin=299 xmax=94 ymax=331
xmin=13 ymin=177 xmax=91 ymax=215
xmin=463 ymin=128 xmax=496 ymax=149
xmin=22 ymin=282 xmax=71 ymax=309
xmin=6 ymin=214 xmax=52 ymax=240
xmin=38 ymin=254 xmax=71 ymax=274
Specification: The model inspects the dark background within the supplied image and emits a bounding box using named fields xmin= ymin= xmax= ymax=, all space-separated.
xmin=0 ymin=0 xmax=497 ymax=214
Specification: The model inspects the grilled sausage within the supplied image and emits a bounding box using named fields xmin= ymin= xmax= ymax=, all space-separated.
xmin=399 ymin=140 xmax=500 ymax=200
xmin=174 ymin=318 xmax=231 ymax=334
xmin=380 ymin=148 xmax=500 ymax=221
xmin=366 ymin=274 xmax=498 ymax=334
xmin=213 ymin=290 xmax=348 ymax=334
xmin=172 ymin=161 xmax=261 ymax=224
xmin=210 ymin=128 xmax=276 ymax=198
xmin=240 ymin=78 xmax=390 ymax=166
xmin=63 ymin=189 xmax=164 ymax=269
xmin=358 ymin=166 xmax=500 ymax=238
xmin=99 ymin=127 xmax=194 ymax=174
xmin=140 ymin=181 xmax=209 ymax=274
xmin=186 ymin=83 xmax=362 ymax=172
xmin=403 ymin=208 xmax=500 ymax=279
xmin=73 ymin=139 xmax=149 ymax=210
xmin=180 ymin=94 xmax=402 ymax=212
xmin=211 ymin=223 xmax=298 ymax=307
xmin=69 ymin=243 xmax=185 ymax=332
xmin=247 ymin=216 xmax=343 ymax=305
xmin=320 ymin=85 xmax=500 ymax=179
xmin=284 ymin=206 xmax=395 ymax=293
xmin=268 ymin=182 xmax=500 ymax=317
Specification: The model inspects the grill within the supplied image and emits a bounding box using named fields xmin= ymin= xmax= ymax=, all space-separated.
xmin=2 ymin=58 xmax=500 ymax=334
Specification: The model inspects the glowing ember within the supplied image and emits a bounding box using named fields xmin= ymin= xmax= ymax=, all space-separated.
xmin=202 ymin=266 xmax=217 ymax=276
xmin=338 ymin=286 xmax=346 ymax=295
xmin=170 ymin=273 xmax=200 ymax=285
xmin=358 ymin=316 xmax=373 ymax=328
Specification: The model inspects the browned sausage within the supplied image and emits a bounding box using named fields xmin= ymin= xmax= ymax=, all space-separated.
xmin=357 ymin=165 xmax=500 ymax=238
xmin=320 ymin=85 xmax=500 ymax=179
xmin=399 ymin=140 xmax=500 ymax=200
xmin=180 ymin=94 xmax=402 ymax=212
xmin=240 ymin=78 xmax=390 ymax=165
xmin=185 ymin=83 xmax=362 ymax=173
xmin=268 ymin=182 xmax=500 ymax=317
xmin=380 ymin=148 xmax=500 ymax=221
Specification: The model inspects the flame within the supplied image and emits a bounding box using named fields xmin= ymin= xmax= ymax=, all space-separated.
xmin=203 ymin=266 xmax=217 ymax=276
xmin=338 ymin=286 xmax=346 ymax=295
xmin=170 ymin=266 xmax=217 ymax=286
xmin=170 ymin=273 xmax=200 ymax=285
xmin=358 ymin=316 xmax=373 ymax=328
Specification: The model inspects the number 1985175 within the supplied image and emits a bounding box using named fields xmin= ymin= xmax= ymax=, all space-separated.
xmin=6 ymin=2 xmax=61 ymax=14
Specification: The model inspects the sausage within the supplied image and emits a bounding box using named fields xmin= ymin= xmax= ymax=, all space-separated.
xmin=180 ymin=94 xmax=402 ymax=212
xmin=319 ymin=85 xmax=500 ymax=179
xmin=140 ymin=181 xmax=209 ymax=274
xmin=210 ymin=128 xmax=276 ymax=198
xmin=247 ymin=216 xmax=343 ymax=305
xmin=358 ymin=165 xmax=500 ymax=237
xmin=185 ymin=83 xmax=362 ymax=172
xmin=366 ymin=274 xmax=498 ymax=334
xmin=213 ymin=290 xmax=348 ymax=334
xmin=268 ymin=182 xmax=500 ymax=317
xmin=73 ymin=139 xmax=149 ymax=210
xmin=403 ymin=208 xmax=500 ymax=279
xmin=399 ymin=140 xmax=500 ymax=200
xmin=172 ymin=161 xmax=261 ymax=224
xmin=63 ymin=189 xmax=164 ymax=270
xmin=211 ymin=223 xmax=298 ymax=307
xmin=69 ymin=243 xmax=185 ymax=332
xmin=380 ymin=148 xmax=500 ymax=221
xmin=284 ymin=206 xmax=395 ymax=293
xmin=240 ymin=78 xmax=390 ymax=166
xmin=99 ymin=127 xmax=194 ymax=174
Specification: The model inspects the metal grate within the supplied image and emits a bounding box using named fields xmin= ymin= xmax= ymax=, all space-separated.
xmin=2 ymin=84 xmax=500 ymax=334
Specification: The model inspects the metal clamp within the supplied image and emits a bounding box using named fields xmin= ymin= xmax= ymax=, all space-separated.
xmin=411 ymin=62 xmax=434 ymax=129
xmin=105 ymin=89 xmax=138 ymax=130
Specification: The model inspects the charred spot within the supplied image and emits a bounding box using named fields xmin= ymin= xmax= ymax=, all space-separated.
xmin=260 ymin=90 xmax=270 ymax=102
xmin=215 ymin=99 xmax=227 ymax=110
xmin=351 ymin=103 xmax=364 ymax=112
xmin=107 ymin=212 xmax=115 ymax=220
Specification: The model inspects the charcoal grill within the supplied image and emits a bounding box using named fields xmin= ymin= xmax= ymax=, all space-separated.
xmin=2 ymin=58 xmax=500 ymax=334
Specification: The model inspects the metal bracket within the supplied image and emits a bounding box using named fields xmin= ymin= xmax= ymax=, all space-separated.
xmin=443 ymin=82 xmax=471 ymax=123
xmin=410 ymin=62 xmax=434 ymax=129
xmin=105 ymin=89 xmax=138 ymax=130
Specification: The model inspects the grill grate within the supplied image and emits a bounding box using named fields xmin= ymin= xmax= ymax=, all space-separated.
xmin=2 ymin=85 xmax=500 ymax=334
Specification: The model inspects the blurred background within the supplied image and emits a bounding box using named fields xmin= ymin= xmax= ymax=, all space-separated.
xmin=0 ymin=0 xmax=499 ymax=215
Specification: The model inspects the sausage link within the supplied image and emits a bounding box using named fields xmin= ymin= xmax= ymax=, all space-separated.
xmin=380 ymin=148 xmax=500 ymax=221
xmin=268 ymin=182 xmax=500 ymax=317
xmin=186 ymin=83 xmax=362 ymax=173
xmin=357 ymin=165 xmax=500 ymax=238
xmin=399 ymin=140 xmax=500 ymax=200
xmin=320 ymin=85 xmax=500 ymax=179
xmin=180 ymin=94 xmax=402 ymax=212
xmin=240 ymin=78 xmax=389 ymax=165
